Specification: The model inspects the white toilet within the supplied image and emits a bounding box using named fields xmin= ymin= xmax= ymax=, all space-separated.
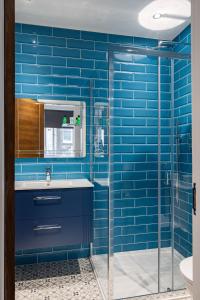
xmin=180 ymin=256 xmax=193 ymax=297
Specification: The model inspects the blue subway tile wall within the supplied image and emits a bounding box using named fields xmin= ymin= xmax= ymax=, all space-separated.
xmin=173 ymin=26 xmax=192 ymax=257
xmin=15 ymin=22 xmax=191 ymax=264
xmin=15 ymin=244 xmax=90 ymax=265
xmin=110 ymin=53 xmax=172 ymax=252
xmin=15 ymin=23 xmax=158 ymax=263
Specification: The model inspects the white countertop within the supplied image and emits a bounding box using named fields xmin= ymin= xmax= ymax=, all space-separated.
xmin=15 ymin=179 xmax=94 ymax=191
xmin=94 ymin=178 xmax=109 ymax=187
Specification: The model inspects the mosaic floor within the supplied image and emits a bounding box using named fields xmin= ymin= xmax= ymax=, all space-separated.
xmin=15 ymin=257 xmax=192 ymax=300
xmin=15 ymin=258 xmax=103 ymax=300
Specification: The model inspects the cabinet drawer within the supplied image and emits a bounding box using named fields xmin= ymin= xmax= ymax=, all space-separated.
xmin=15 ymin=188 xmax=93 ymax=220
xmin=15 ymin=216 xmax=92 ymax=250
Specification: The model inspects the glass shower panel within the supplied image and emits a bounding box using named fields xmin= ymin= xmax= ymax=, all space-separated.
xmin=90 ymin=100 xmax=110 ymax=300
xmin=172 ymin=56 xmax=192 ymax=290
xmin=159 ymin=56 xmax=174 ymax=293
xmin=159 ymin=53 xmax=192 ymax=292
xmin=110 ymin=51 xmax=159 ymax=299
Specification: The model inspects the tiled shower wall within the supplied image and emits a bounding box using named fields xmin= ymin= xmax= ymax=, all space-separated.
xmin=15 ymin=23 xmax=192 ymax=263
xmin=111 ymin=54 xmax=172 ymax=252
xmin=15 ymin=23 xmax=161 ymax=262
xmin=15 ymin=23 xmax=157 ymax=182
xmin=174 ymin=26 xmax=192 ymax=257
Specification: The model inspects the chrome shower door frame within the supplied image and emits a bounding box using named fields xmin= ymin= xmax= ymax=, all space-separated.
xmin=108 ymin=44 xmax=190 ymax=300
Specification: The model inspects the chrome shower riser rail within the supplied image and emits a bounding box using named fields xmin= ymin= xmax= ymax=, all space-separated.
xmin=108 ymin=45 xmax=191 ymax=60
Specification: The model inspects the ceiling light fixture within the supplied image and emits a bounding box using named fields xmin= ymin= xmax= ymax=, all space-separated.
xmin=153 ymin=13 xmax=162 ymax=19
xmin=138 ymin=0 xmax=191 ymax=31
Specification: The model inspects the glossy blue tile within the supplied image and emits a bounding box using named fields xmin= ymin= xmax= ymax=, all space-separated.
xmin=81 ymin=31 xmax=107 ymax=42
xmin=81 ymin=50 xmax=106 ymax=60
xmin=15 ymin=84 xmax=21 ymax=93
xmin=22 ymin=44 xmax=52 ymax=55
xmin=108 ymin=34 xmax=133 ymax=44
xmin=67 ymin=39 xmax=94 ymax=50
xmin=67 ymin=77 xmax=89 ymax=87
xmin=37 ymin=56 xmax=66 ymax=66
xmin=38 ymin=35 xmax=66 ymax=47
xmin=38 ymin=252 xmax=68 ymax=263
xmin=38 ymin=75 xmax=66 ymax=85
xmin=15 ymin=43 xmax=21 ymax=53
xmin=67 ymin=58 xmax=94 ymax=68
xmin=121 ymin=64 xmax=145 ymax=73
xmin=22 ymin=24 xmax=52 ymax=36
xmin=134 ymin=37 xmax=157 ymax=47
xmin=53 ymin=67 xmax=80 ymax=76
xmin=95 ymin=60 xmax=108 ymax=70
xmin=53 ymin=28 xmax=80 ymax=39
xmin=22 ymin=64 xmax=52 ymax=75
xmin=16 ymin=64 xmax=22 ymax=73
xmin=22 ymin=84 xmax=52 ymax=95
xmin=16 ymin=53 xmax=36 ymax=64
xmin=15 ymin=23 xmax=22 ymax=33
xmin=53 ymin=47 xmax=80 ymax=58
xmin=16 ymin=74 xmax=37 ymax=84
xmin=16 ymin=33 xmax=37 ymax=44
xmin=53 ymin=86 xmax=80 ymax=96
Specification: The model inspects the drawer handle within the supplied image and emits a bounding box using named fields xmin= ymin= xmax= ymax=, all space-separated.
xmin=33 ymin=196 xmax=61 ymax=201
xmin=33 ymin=224 xmax=62 ymax=231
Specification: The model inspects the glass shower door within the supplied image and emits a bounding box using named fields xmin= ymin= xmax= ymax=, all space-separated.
xmin=172 ymin=55 xmax=192 ymax=291
xmin=110 ymin=50 xmax=159 ymax=299
xmin=108 ymin=47 xmax=191 ymax=299
xmin=90 ymin=100 xmax=110 ymax=300
xmin=159 ymin=53 xmax=192 ymax=293
xmin=159 ymin=56 xmax=174 ymax=293
xmin=91 ymin=45 xmax=191 ymax=300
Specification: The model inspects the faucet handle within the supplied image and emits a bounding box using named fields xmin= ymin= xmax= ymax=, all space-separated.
xmin=46 ymin=167 xmax=51 ymax=173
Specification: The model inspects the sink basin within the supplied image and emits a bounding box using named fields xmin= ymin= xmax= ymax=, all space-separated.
xmin=15 ymin=179 xmax=94 ymax=190
xmin=94 ymin=178 xmax=109 ymax=187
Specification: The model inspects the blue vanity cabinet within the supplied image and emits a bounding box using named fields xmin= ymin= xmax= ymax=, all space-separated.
xmin=15 ymin=187 xmax=93 ymax=250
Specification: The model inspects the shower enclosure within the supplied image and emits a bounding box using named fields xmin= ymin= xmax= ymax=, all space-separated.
xmin=91 ymin=40 xmax=192 ymax=300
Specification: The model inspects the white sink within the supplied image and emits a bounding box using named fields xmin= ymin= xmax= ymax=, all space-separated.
xmin=94 ymin=178 xmax=109 ymax=187
xmin=15 ymin=179 xmax=94 ymax=190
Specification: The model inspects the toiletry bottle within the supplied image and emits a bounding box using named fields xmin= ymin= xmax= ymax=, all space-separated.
xmin=77 ymin=115 xmax=81 ymax=126
xmin=62 ymin=115 xmax=67 ymax=127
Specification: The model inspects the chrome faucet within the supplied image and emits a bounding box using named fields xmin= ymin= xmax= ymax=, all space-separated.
xmin=45 ymin=167 xmax=51 ymax=184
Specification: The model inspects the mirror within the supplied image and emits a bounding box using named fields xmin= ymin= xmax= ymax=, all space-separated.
xmin=15 ymin=99 xmax=86 ymax=158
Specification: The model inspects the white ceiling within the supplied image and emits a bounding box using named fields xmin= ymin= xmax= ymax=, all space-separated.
xmin=15 ymin=0 xmax=191 ymax=40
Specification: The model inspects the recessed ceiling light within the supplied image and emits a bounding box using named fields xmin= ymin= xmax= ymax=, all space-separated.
xmin=138 ymin=0 xmax=191 ymax=31
xmin=153 ymin=13 xmax=162 ymax=19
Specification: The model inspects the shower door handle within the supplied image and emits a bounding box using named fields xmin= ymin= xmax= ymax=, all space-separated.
xmin=166 ymin=171 xmax=170 ymax=186
xmin=193 ymin=183 xmax=197 ymax=215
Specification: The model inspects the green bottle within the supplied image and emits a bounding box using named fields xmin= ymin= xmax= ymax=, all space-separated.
xmin=76 ymin=115 xmax=81 ymax=126
xmin=62 ymin=115 xmax=67 ymax=127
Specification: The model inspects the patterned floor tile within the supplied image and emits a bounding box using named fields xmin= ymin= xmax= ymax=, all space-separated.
xmin=15 ymin=258 xmax=192 ymax=300
xmin=15 ymin=259 xmax=103 ymax=300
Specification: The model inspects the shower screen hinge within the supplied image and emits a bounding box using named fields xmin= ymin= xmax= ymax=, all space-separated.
xmin=193 ymin=183 xmax=197 ymax=215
